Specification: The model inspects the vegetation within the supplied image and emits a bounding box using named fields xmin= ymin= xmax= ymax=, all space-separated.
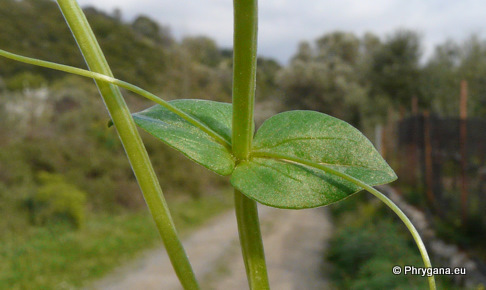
xmin=279 ymin=30 xmax=486 ymax=133
xmin=328 ymin=194 xmax=458 ymax=290
xmin=0 ymin=0 xmax=485 ymax=289
xmin=2 ymin=1 xmax=486 ymax=125
xmin=27 ymin=172 xmax=87 ymax=228
xmin=1 ymin=0 xmax=437 ymax=288
xmin=0 ymin=194 xmax=232 ymax=289
xmin=0 ymin=3 xmax=238 ymax=288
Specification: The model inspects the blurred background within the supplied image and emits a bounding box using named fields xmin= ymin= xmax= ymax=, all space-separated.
xmin=0 ymin=0 xmax=485 ymax=289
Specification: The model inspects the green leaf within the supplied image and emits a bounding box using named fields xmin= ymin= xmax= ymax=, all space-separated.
xmin=133 ymin=99 xmax=235 ymax=176
xmin=230 ymin=110 xmax=397 ymax=208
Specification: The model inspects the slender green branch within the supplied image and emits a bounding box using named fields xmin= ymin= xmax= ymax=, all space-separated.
xmin=55 ymin=1 xmax=199 ymax=289
xmin=252 ymin=151 xmax=437 ymax=290
xmin=0 ymin=48 xmax=231 ymax=150
xmin=231 ymin=0 xmax=269 ymax=288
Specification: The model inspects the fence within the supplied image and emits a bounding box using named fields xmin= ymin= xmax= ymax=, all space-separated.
xmin=395 ymin=113 xmax=486 ymax=224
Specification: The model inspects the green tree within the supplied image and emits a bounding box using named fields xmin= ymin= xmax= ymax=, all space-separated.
xmin=421 ymin=35 xmax=486 ymax=117
xmin=181 ymin=36 xmax=222 ymax=68
xmin=256 ymin=57 xmax=281 ymax=101
xmin=132 ymin=15 xmax=173 ymax=46
xmin=278 ymin=32 xmax=369 ymax=126
xmin=457 ymin=36 xmax=486 ymax=117
xmin=369 ymin=30 xmax=422 ymax=109
xmin=421 ymin=40 xmax=461 ymax=115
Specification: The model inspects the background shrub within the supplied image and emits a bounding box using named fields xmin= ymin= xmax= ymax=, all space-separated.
xmin=327 ymin=194 xmax=457 ymax=289
xmin=26 ymin=172 xmax=87 ymax=229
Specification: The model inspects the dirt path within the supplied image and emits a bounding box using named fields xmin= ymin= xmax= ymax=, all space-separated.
xmin=90 ymin=206 xmax=333 ymax=290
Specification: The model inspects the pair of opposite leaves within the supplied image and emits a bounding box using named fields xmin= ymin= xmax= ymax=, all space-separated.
xmin=133 ymin=99 xmax=396 ymax=209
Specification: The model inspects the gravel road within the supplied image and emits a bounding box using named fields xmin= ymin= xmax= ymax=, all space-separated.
xmin=89 ymin=205 xmax=333 ymax=290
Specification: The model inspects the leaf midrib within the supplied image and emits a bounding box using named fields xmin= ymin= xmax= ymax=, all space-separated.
xmin=250 ymin=152 xmax=397 ymax=185
xmin=251 ymin=150 xmax=388 ymax=173
xmin=135 ymin=109 xmax=232 ymax=151
xmin=253 ymin=136 xmax=359 ymax=150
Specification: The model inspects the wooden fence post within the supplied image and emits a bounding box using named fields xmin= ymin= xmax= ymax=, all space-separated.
xmin=410 ymin=96 xmax=419 ymax=184
xmin=460 ymin=80 xmax=468 ymax=222
xmin=412 ymin=96 xmax=418 ymax=115
xmin=423 ymin=110 xmax=436 ymax=208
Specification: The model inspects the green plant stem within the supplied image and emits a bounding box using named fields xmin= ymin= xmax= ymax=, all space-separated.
xmin=231 ymin=0 xmax=269 ymax=288
xmin=253 ymin=151 xmax=436 ymax=290
xmin=55 ymin=1 xmax=199 ymax=289
xmin=232 ymin=0 xmax=258 ymax=159
xmin=0 ymin=48 xmax=230 ymax=150
xmin=234 ymin=189 xmax=270 ymax=289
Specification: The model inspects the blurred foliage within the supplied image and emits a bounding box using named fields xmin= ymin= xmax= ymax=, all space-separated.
xmin=277 ymin=30 xmax=422 ymax=131
xmin=5 ymin=72 xmax=47 ymax=91
xmin=0 ymin=77 xmax=229 ymax=217
xmin=422 ymin=35 xmax=486 ymax=117
xmin=256 ymin=57 xmax=281 ymax=101
xmin=280 ymin=29 xmax=486 ymax=135
xmin=0 ymin=0 xmax=246 ymax=224
xmin=277 ymin=32 xmax=369 ymax=127
xmin=26 ymin=171 xmax=86 ymax=229
xmin=368 ymin=30 xmax=422 ymax=109
xmin=327 ymin=194 xmax=458 ymax=289
xmin=131 ymin=15 xmax=173 ymax=46
xmin=1 ymin=1 xmax=486 ymax=286
xmin=181 ymin=36 xmax=222 ymax=68
xmin=434 ymin=207 xmax=486 ymax=262
xmin=0 ymin=0 xmax=240 ymax=101
xmin=0 ymin=193 xmax=232 ymax=289
xmin=0 ymin=0 xmax=170 ymax=91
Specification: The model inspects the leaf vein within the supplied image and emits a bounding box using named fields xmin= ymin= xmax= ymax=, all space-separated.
xmin=255 ymin=136 xmax=359 ymax=150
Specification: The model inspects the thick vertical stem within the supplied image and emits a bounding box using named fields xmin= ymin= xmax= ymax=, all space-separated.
xmin=56 ymin=1 xmax=199 ymax=289
xmin=231 ymin=0 xmax=270 ymax=288
xmin=232 ymin=0 xmax=258 ymax=159
xmin=234 ymin=190 xmax=269 ymax=289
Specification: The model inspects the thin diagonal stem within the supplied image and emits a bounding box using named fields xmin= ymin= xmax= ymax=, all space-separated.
xmin=0 ymin=48 xmax=231 ymax=150
xmin=55 ymin=1 xmax=199 ymax=289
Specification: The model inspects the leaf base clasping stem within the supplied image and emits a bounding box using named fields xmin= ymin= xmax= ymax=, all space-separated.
xmin=231 ymin=0 xmax=270 ymax=288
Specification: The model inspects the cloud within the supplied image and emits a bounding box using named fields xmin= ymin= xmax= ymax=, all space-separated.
xmin=77 ymin=0 xmax=486 ymax=63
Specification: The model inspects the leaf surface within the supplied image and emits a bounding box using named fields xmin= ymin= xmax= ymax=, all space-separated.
xmin=230 ymin=110 xmax=396 ymax=208
xmin=133 ymin=99 xmax=235 ymax=176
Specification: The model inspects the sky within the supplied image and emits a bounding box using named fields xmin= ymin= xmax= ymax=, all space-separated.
xmin=77 ymin=0 xmax=486 ymax=64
